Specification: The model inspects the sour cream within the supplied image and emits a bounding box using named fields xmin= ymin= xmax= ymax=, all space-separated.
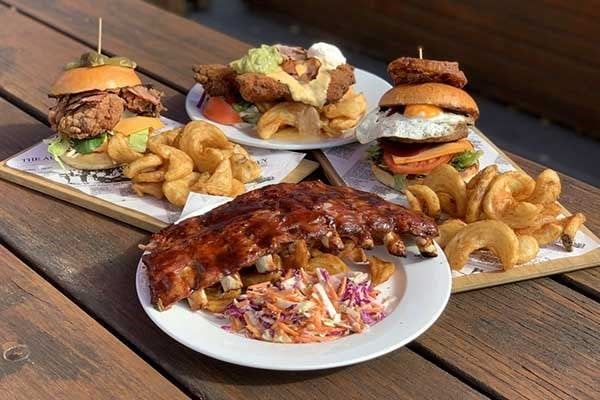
xmin=307 ymin=42 xmax=346 ymax=69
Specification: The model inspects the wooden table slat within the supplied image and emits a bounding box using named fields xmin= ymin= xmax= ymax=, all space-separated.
xmin=0 ymin=244 xmax=189 ymax=399
xmin=507 ymin=152 xmax=600 ymax=297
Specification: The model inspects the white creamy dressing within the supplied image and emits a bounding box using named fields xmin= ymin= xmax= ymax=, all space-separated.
xmin=267 ymin=67 xmax=331 ymax=108
xmin=355 ymin=108 xmax=472 ymax=144
xmin=266 ymin=42 xmax=346 ymax=108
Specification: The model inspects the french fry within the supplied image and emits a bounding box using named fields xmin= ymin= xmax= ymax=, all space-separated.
xmin=123 ymin=154 xmax=162 ymax=179
xmin=368 ymin=255 xmax=395 ymax=286
xmin=560 ymin=213 xmax=586 ymax=251
xmin=407 ymin=184 xmax=441 ymax=219
xmin=424 ymin=164 xmax=467 ymax=217
xmin=444 ymin=220 xmax=519 ymax=271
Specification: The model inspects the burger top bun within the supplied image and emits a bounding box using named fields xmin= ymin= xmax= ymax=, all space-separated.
xmin=379 ymin=83 xmax=479 ymax=119
xmin=50 ymin=65 xmax=142 ymax=96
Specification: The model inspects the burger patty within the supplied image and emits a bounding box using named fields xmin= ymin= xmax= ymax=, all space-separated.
xmin=49 ymin=85 xmax=165 ymax=140
xmin=49 ymin=91 xmax=124 ymax=140
xmin=387 ymin=57 xmax=467 ymax=88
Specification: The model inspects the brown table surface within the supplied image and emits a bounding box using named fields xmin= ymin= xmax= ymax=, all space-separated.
xmin=0 ymin=1 xmax=598 ymax=399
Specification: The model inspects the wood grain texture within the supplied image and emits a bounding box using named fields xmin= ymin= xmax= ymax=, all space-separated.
xmin=0 ymin=64 xmax=484 ymax=400
xmin=1 ymin=1 xmax=599 ymax=399
xmin=5 ymin=0 xmax=250 ymax=92
xmin=0 ymin=6 xmax=187 ymax=124
xmin=0 ymin=245 xmax=189 ymax=400
xmin=508 ymin=152 xmax=600 ymax=298
xmin=417 ymin=279 xmax=600 ymax=400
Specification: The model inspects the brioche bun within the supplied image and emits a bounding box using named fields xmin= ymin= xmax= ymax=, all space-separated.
xmin=60 ymin=151 xmax=120 ymax=170
xmin=50 ymin=65 xmax=142 ymax=96
xmin=379 ymin=83 xmax=479 ymax=119
xmin=370 ymin=161 xmax=479 ymax=187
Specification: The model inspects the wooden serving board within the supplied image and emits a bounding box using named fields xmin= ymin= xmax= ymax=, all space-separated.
xmin=312 ymin=128 xmax=600 ymax=293
xmin=0 ymin=143 xmax=319 ymax=233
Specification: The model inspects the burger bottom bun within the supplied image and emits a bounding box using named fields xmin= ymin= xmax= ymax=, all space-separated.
xmin=60 ymin=151 xmax=121 ymax=170
xmin=370 ymin=161 xmax=479 ymax=188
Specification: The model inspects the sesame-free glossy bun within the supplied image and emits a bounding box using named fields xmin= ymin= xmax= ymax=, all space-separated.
xmin=379 ymin=83 xmax=479 ymax=119
xmin=50 ymin=65 xmax=142 ymax=96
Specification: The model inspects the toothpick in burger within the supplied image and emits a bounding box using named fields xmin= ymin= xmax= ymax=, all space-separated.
xmin=356 ymin=57 xmax=481 ymax=190
xmin=47 ymin=52 xmax=165 ymax=169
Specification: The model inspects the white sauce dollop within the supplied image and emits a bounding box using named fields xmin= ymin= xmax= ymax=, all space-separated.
xmin=307 ymin=42 xmax=346 ymax=69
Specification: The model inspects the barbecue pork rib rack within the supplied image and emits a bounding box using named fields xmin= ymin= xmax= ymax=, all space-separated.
xmin=142 ymin=181 xmax=438 ymax=310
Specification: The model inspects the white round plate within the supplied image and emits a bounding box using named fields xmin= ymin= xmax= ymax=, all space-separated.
xmin=136 ymin=211 xmax=451 ymax=371
xmin=185 ymin=68 xmax=392 ymax=150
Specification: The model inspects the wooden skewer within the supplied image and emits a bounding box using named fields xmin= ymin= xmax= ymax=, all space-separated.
xmin=418 ymin=46 xmax=423 ymax=59
xmin=97 ymin=17 xmax=103 ymax=54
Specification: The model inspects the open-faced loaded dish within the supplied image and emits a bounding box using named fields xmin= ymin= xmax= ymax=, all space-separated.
xmin=192 ymin=43 xmax=368 ymax=141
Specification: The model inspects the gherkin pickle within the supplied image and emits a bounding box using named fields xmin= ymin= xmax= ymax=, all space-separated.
xmin=64 ymin=51 xmax=136 ymax=70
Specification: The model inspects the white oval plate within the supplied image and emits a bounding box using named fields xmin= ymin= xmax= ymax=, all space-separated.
xmin=136 ymin=211 xmax=451 ymax=371
xmin=185 ymin=68 xmax=392 ymax=150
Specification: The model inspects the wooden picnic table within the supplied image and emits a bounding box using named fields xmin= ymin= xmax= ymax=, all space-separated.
xmin=0 ymin=1 xmax=598 ymax=399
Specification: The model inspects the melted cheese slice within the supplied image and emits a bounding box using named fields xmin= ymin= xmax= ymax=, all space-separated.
xmin=267 ymin=66 xmax=331 ymax=108
xmin=113 ymin=116 xmax=164 ymax=136
xmin=391 ymin=139 xmax=473 ymax=165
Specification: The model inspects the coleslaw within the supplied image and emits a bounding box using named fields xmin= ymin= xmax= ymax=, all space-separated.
xmin=219 ymin=268 xmax=393 ymax=343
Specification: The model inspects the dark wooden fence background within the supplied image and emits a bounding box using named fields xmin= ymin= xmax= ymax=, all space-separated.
xmin=247 ymin=0 xmax=600 ymax=139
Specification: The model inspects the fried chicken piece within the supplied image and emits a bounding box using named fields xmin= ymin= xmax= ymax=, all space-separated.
xmin=236 ymin=72 xmax=293 ymax=103
xmin=236 ymin=63 xmax=356 ymax=104
xmin=192 ymin=64 xmax=239 ymax=99
xmin=49 ymin=91 xmax=124 ymax=139
xmin=388 ymin=57 xmax=467 ymax=88
xmin=120 ymin=85 xmax=165 ymax=117
xmin=327 ymin=64 xmax=356 ymax=103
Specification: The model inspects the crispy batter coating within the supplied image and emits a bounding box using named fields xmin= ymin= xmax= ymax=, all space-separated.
xmin=327 ymin=64 xmax=356 ymax=103
xmin=388 ymin=57 xmax=467 ymax=88
xmin=236 ymin=63 xmax=356 ymax=104
xmin=192 ymin=64 xmax=239 ymax=99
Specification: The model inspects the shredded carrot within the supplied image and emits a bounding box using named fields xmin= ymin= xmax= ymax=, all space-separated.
xmin=220 ymin=268 xmax=387 ymax=343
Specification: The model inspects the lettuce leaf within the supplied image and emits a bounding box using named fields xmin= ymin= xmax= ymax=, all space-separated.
xmin=232 ymin=101 xmax=253 ymax=112
xmin=450 ymin=150 xmax=483 ymax=171
xmin=127 ymin=129 xmax=149 ymax=153
xmin=47 ymin=136 xmax=71 ymax=168
xmin=393 ymin=174 xmax=406 ymax=192
xmin=72 ymin=133 xmax=107 ymax=154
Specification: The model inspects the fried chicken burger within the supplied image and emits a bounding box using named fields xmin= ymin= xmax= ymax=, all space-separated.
xmin=357 ymin=57 xmax=481 ymax=188
xmin=48 ymin=52 xmax=165 ymax=170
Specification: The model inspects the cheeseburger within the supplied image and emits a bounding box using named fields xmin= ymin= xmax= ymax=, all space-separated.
xmin=48 ymin=52 xmax=165 ymax=170
xmin=357 ymin=57 xmax=481 ymax=189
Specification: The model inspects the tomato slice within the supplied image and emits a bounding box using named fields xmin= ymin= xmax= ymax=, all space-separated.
xmin=383 ymin=151 xmax=452 ymax=174
xmin=202 ymin=96 xmax=242 ymax=125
